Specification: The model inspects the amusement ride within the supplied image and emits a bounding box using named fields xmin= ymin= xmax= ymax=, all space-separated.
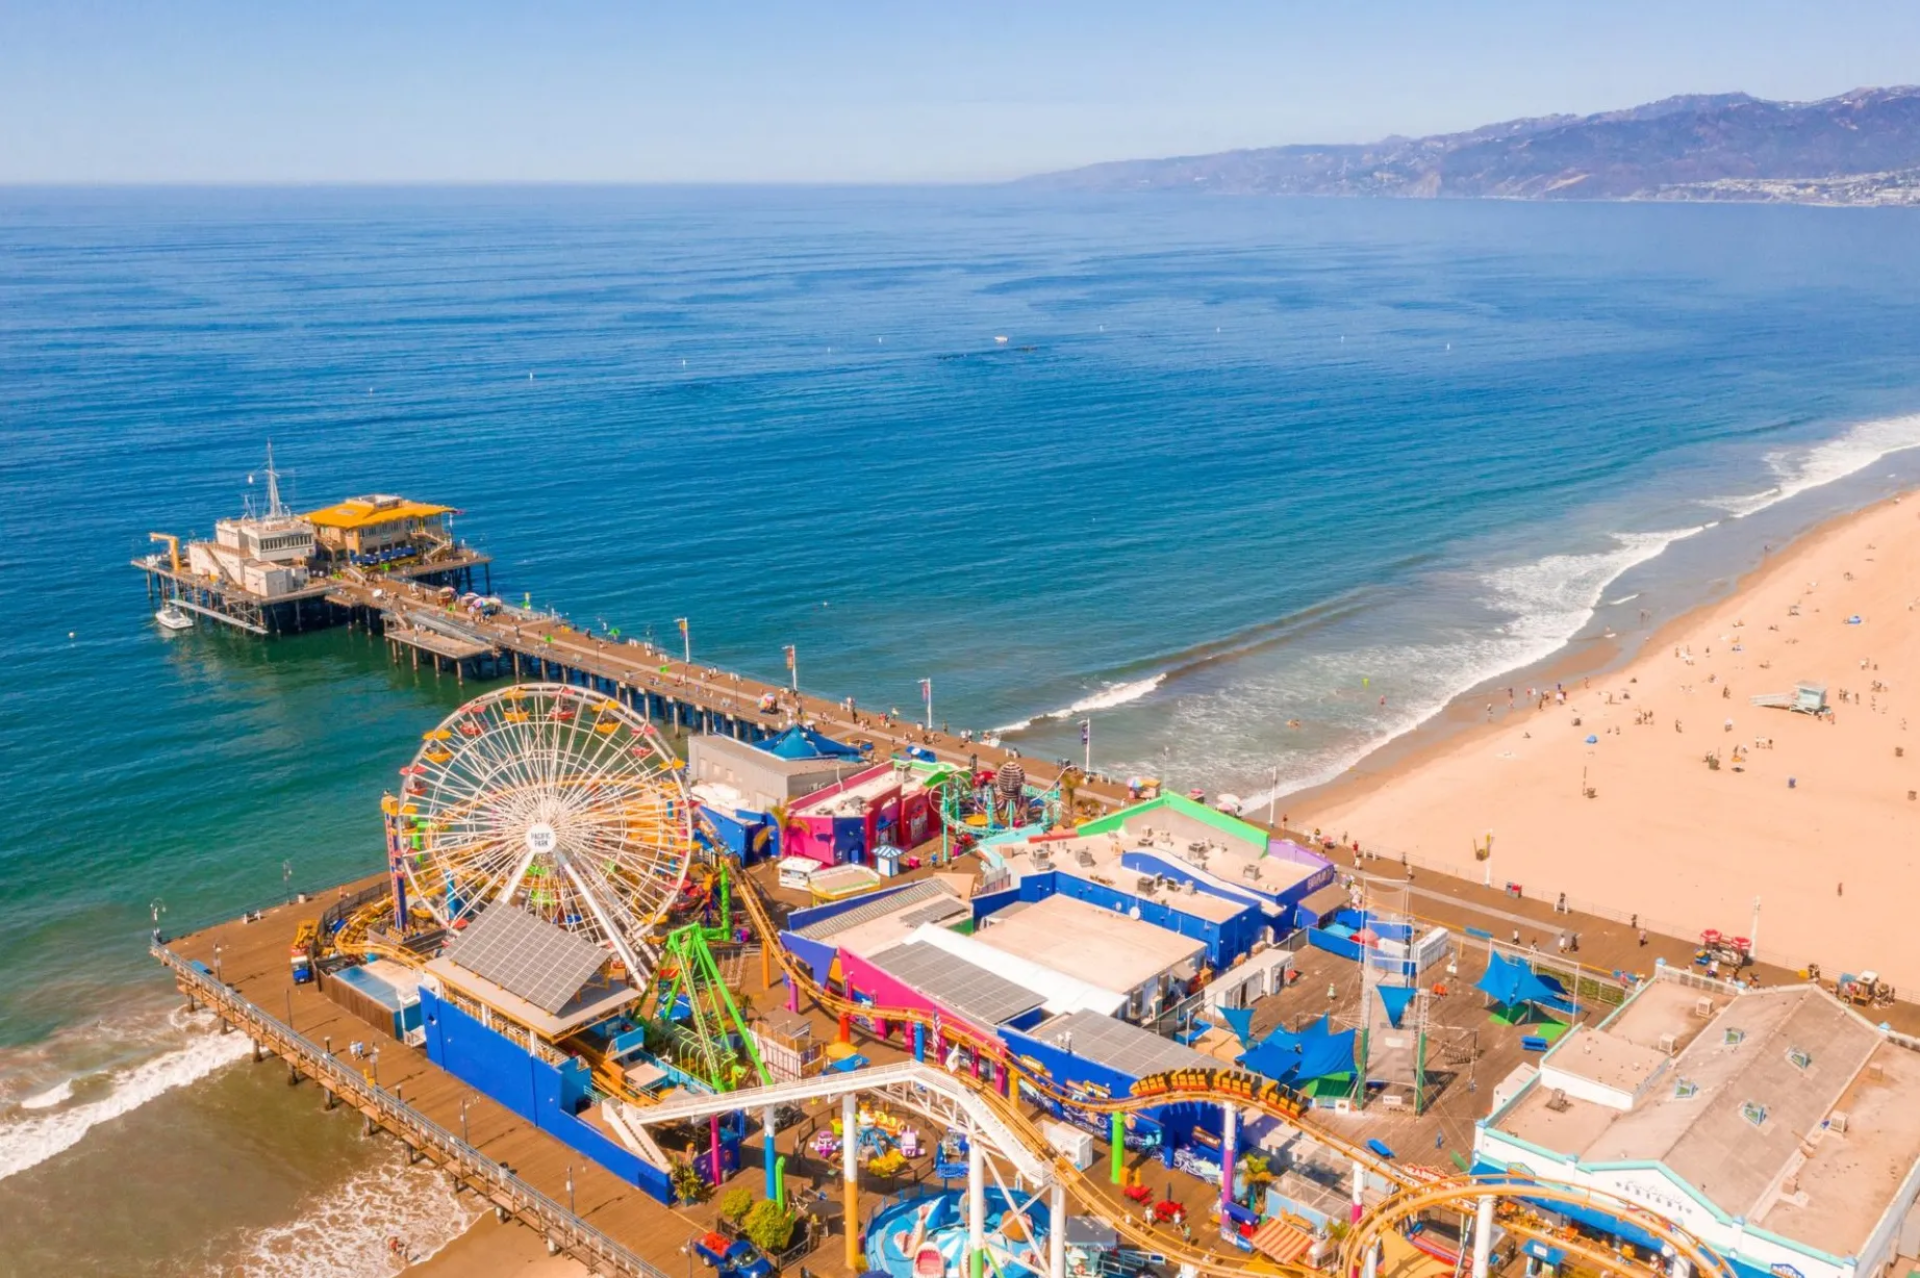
xmin=390 ymin=681 xmax=694 ymax=979
xmin=308 ymin=684 xmax=1733 ymax=1278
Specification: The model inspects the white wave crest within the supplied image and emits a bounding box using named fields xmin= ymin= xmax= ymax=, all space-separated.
xmin=15 ymin=1080 xmax=75 ymax=1112
xmin=1155 ymin=525 xmax=1711 ymax=810
xmin=994 ymin=673 xmax=1167 ymax=734
xmin=1482 ymin=526 xmax=1707 ymax=659
xmin=0 ymin=1009 xmax=251 ymax=1182
xmin=1711 ymin=412 xmax=1920 ymax=519
xmin=228 ymin=1151 xmax=484 ymax=1277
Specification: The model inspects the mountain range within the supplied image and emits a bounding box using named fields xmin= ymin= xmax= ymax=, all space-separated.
xmin=1022 ymin=87 xmax=1920 ymax=205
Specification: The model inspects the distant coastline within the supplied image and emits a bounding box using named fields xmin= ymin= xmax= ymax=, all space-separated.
xmin=1022 ymin=86 xmax=1920 ymax=207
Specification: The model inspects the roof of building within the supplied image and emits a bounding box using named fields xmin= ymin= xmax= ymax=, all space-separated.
xmin=305 ymin=495 xmax=452 ymax=529
xmin=794 ymin=879 xmax=956 ymax=943
xmin=903 ymin=923 xmax=1128 ymax=1016
xmin=1078 ymin=793 xmax=1273 ymax=855
xmin=998 ymin=837 xmax=1254 ymax=924
xmin=445 ymin=905 xmax=610 ymax=1015
xmin=973 ymin=893 xmax=1207 ymax=994
xmin=1496 ymin=981 xmax=1920 ymax=1256
xmin=867 ymin=939 xmax=1048 ymax=1028
xmin=1021 ymin=1008 xmax=1215 ymax=1080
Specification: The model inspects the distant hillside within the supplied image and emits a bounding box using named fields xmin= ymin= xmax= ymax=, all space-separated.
xmin=1023 ymin=88 xmax=1920 ymax=205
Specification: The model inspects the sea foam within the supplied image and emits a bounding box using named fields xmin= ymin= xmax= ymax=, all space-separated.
xmin=0 ymin=1008 xmax=251 ymax=1182
xmin=228 ymin=1151 xmax=483 ymax=1277
xmin=1711 ymin=412 xmax=1920 ymax=518
xmin=993 ymin=673 xmax=1166 ymax=734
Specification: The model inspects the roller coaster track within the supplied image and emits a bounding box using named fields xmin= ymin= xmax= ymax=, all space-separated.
xmin=726 ymin=857 xmax=1737 ymax=1278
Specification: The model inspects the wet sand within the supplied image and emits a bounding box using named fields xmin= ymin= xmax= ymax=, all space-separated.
xmin=410 ymin=1213 xmax=587 ymax=1276
xmin=1307 ymin=492 xmax=1920 ymax=987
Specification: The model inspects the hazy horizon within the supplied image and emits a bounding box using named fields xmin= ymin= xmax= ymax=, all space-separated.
xmin=5 ymin=2 xmax=1920 ymax=184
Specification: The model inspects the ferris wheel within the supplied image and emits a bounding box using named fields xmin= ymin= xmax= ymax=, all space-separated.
xmin=393 ymin=682 xmax=694 ymax=977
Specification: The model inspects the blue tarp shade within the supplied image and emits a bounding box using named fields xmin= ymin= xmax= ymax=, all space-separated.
xmin=1377 ymin=986 xmax=1418 ymax=1029
xmin=1238 ymin=1015 xmax=1353 ymax=1084
xmin=1476 ymin=952 xmax=1560 ymax=1009
xmin=759 ymin=725 xmax=863 ymax=761
xmin=1220 ymin=1006 xmax=1257 ymax=1049
xmin=1296 ymin=1029 xmax=1356 ymax=1081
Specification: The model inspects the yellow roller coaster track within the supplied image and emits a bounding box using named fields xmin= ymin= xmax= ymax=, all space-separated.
xmin=725 ymin=856 xmax=1736 ymax=1278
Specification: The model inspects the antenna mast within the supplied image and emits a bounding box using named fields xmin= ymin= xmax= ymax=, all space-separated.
xmin=263 ymin=443 xmax=289 ymax=518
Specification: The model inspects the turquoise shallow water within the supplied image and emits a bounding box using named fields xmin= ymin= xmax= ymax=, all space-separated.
xmin=3 ymin=187 xmax=1920 ymax=1269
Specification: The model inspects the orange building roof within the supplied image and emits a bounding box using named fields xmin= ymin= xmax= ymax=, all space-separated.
xmin=304 ymin=496 xmax=453 ymax=530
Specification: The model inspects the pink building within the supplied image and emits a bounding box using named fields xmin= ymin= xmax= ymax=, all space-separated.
xmin=781 ymin=763 xmax=938 ymax=867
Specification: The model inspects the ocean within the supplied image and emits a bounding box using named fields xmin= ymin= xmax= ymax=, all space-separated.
xmin=4 ymin=185 xmax=1920 ymax=1272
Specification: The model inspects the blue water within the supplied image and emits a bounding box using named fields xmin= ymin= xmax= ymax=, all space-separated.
xmin=4 ymin=188 xmax=1920 ymax=1210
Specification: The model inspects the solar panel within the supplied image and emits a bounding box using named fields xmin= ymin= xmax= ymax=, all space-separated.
xmin=448 ymin=904 xmax=610 ymax=1015
xmin=868 ymin=941 xmax=1045 ymax=1027
xmin=796 ymin=879 xmax=950 ymax=940
xmin=1033 ymin=1009 xmax=1214 ymax=1078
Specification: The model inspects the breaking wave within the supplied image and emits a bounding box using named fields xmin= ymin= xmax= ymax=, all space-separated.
xmin=0 ymin=1006 xmax=251 ymax=1182
xmin=1709 ymin=412 xmax=1920 ymax=518
xmin=227 ymin=1151 xmax=484 ymax=1277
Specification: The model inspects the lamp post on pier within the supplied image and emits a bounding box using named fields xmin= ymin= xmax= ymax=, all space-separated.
xmin=1080 ymin=718 xmax=1092 ymax=774
xmin=920 ymin=678 xmax=933 ymax=730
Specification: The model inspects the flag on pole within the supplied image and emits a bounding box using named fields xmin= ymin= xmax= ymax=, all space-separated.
xmin=919 ymin=678 xmax=931 ymax=702
xmin=677 ymin=618 xmax=688 ymax=635
xmin=784 ymin=645 xmax=796 ymax=670
xmin=1080 ymin=719 xmax=1090 ymax=745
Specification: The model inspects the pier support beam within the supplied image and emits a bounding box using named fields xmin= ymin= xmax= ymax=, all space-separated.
xmin=1220 ymin=1102 xmax=1237 ymax=1214
xmin=842 ymin=1092 xmax=860 ymax=1273
xmin=967 ymin=1132 xmax=986 ymax=1278
xmin=764 ymin=1105 xmax=779 ymax=1200
xmin=324 ymin=1087 xmax=338 ymax=1110
xmin=1471 ymin=1194 xmax=1494 ymax=1278
xmin=1049 ymin=1180 xmax=1067 ymax=1278
xmin=252 ymin=1039 xmax=264 ymax=1063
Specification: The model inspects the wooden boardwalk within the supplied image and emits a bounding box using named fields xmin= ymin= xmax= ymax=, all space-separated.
xmin=329 ymin=573 xmax=1133 ymax=816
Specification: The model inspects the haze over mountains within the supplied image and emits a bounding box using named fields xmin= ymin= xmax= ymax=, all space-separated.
xmin=1025 ymin=87 xmax=1920 ymax=204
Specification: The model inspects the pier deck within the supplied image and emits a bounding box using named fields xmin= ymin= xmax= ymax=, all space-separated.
xmin=326 ymin=573 xmax=1135 ymax=817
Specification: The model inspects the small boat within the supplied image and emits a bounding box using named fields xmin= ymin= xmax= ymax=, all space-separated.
xmin=155 ymin=604 xmax=193 ymax=631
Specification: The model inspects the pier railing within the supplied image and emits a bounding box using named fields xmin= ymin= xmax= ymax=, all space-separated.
xmin=153 ymin=944 xmax=672 ymax=1278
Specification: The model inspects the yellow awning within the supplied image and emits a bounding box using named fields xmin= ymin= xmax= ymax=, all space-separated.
xmin=305 ymin=497 xmax=453 ymax=530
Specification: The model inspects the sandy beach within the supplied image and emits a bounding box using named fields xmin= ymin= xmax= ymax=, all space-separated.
xmin=1308 ymin=492 xmax=1920 ymax=989
xmin=409 ymin=1214 xmax=588 ymax=1278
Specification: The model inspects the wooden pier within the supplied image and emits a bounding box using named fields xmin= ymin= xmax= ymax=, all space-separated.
xmin=324 ymin=572 xmax=1130 ymax=815
xmin=134 ymin=549 xmax=492 ymax=637
xmin=155 ymin=938 xmax=678 ymax=1278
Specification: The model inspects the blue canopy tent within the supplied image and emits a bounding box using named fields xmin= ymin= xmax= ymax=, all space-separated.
xmin=1476 ymin=952 xmax=1572 ymax=1025
xmin=1376 ymin=986 xmax=1419 ymax=1029
xmin=1238 ymin=1014 xmax=1356 ymax=1094
xmin=1219 ymin=1006 xmax=1258 ymax=1050
xmin=759 ymin=725 xmax=865 ymax=761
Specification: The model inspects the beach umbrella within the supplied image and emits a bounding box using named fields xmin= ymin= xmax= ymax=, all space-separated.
xmin=1585 ymin=734 xmax=1598 ymax=744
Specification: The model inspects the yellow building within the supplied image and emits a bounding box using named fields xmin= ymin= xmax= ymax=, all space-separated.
xmin=305 ymin=495 xmax=454 ymax=562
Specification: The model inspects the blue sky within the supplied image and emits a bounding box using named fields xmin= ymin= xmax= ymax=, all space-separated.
xmin=4 ymin=2 xmax=1917 ymax=183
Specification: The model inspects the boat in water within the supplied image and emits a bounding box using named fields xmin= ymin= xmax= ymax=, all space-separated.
xmin=155 ymin=603 xmax=193 ymax=631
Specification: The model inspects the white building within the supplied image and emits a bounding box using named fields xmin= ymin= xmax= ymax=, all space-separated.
xmin=1477 ymin=972 xmax=1920 ymax=1278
